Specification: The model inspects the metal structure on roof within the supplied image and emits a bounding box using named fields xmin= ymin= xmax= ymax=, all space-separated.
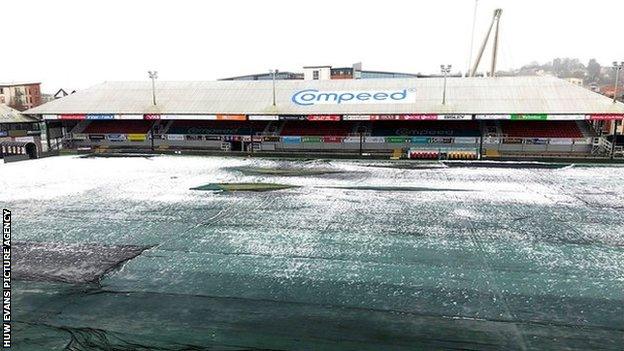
xmin=24 ymin=76 xmax=624 ymax=116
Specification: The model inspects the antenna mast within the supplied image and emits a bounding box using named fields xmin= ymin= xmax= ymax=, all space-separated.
xmin=469 ymin=9 xmax=502 ymax=77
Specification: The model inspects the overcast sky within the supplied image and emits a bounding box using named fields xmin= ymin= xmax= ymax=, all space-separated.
xmin=2 ymin=0 xmax=623 ymax=93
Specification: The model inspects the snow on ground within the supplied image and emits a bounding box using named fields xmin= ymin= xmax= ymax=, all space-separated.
xmin=3 ymin=155 xmax=624 ymax=350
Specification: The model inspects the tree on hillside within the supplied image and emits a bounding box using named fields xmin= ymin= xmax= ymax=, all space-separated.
xmin=586 ymin=58 xmax=601 ymax=83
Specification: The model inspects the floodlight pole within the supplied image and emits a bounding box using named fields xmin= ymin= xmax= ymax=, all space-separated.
xmin=270 ymin=69 xmax=278 ymax=106
xmin=466 ymin=0 xmax=479 ymax=77
xmin=441 ymin=65 xmax=452 ymax=105
xmin=610 ymin=61 xmax=623 ymax=159
xmin=148 ymin=71 xmax=158 ymax=105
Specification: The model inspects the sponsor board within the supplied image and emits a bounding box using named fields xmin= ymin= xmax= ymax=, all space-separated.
xmin=59 ymin=114 xmax=86 ymax=120
xmin=107 ymin=134 xmax=127 ymax=141
xmin=127 ymin=134 xmax=147 ymax=141
xmin=484 ymin=137 xmax=501 ymax=143
xmin=86 ymin=114 xmax=114 ymax=120
xmin=478 ymin=114 xmax=587 ymax=120
xmin=589 ymin=114 xmax=624 ymax=120
xmin=411 ymin=137 xmax=430 ymax=144
xmin=511 ymin=114 xmax=547 ymax=120
xmin=282 ymin=136 xmax=302 ymax=144
xmin=574 ymin=138 xmax=592 ymax=144
xmin=165 ymin=134 xmax=185 ymax=141
xmin=249 ymin=115 xmax=279 ymax=121
xmin=292 ymin=89 xmax=416 ymax=106
xmin=307 ymin=115 xmax=341 ymax=121
xmin=279 ymin=115 xmax=307 ymax=121
xmin=385 ymin=136 xmax=410 ymax=143
xmin=0 ymin=131 xmax=7 ymax=137
xmin=322 ymin=136 xmax=343 ymax=143
xmin=263 ymin=136 xmax=280 ymax=142
xmin=439 ymin=114 xmax=472 ymax=120
xmin=216 ymin=114 xmax=246 ymax=121
xmin=343 ymin=115 xmax=371 ymax=121
xmin=116 ymin=114 xmax=143 ymax=120
xmin=547 ymin=114 xmax=588 ymax=120
xmin=88 ymin=134 xmax=105 ymax=140
xmin=42 ymin=114 xmax=58 ymax=120
xmin=549 ymin=138 xmax=574 ymax=145
xmin=343 ymin=136 xmax=362 ymax=143
xmin=429 ymin=137 xmax=453 ymax=144
xmin=476 ymin=114 xmax=512 ymax=120
xmin=503 ymin=137 xmax=523 ymax=144
xmin=205 ymin=136 xmax=222 ymax=141
xmin=364 ymin=136 xmax=385 ymax=143
xmin=13 ymin=136 xmax=35 ymax=143
xmin=525 ymin=138 xmax=549 ymax=145
xmin=371 ymin=114 xmax=437 ymax=120
xmin=144 ymin=114 xmax=161 ymax=120
xmin=158 ymin=114 xmax=218 ymax=120
xmin=302 ymin=136 xmax=322 ymax=143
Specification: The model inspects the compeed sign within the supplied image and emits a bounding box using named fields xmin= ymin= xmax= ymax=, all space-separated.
xmin=292 ymin=89 xmax=416 ymax=106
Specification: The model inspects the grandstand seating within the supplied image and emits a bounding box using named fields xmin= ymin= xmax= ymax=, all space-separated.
xmin=368 ymin=121 xmax=480 ymax=137
xmin=500 ymin=121 xmax=584 ymax=138
xmin=280 ymin=121 xmax=356 ymax=136
xmin=166 ymin=121 xmax=268 ymax=135
xmin=83 ymin=121 xmax=153 ymax=134
xmin=408 ymin=150 xmax=439 ymax=159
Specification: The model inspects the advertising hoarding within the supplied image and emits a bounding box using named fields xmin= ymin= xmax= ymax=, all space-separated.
xmin=307 ymin=115 xmax=341 ymax=121
xmin=248 ymin=115 xmax=279 ymax=121
xmin=282 ymin=136 xmax=302 ymax=144
xmin=86 ymin=114 xmax=114 ymax=120
xmin=343 ymin=115 xmax=371 ymax=121
xmin=127 ymin=134 xmax=147 ymax=141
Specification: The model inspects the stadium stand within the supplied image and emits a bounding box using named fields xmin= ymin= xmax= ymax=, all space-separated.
xmin=280 ymin=121 xmax=357 ymax=136
xmin=83 ymin=121 xmax=153 ymax=134
xmin=500 ymin=121 xmax=585 ymax=138
xmin=368 ymin=121 xmax=480 ymax=137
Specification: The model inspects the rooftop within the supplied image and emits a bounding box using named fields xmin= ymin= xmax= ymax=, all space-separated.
xmin=0 ymin=104 xmax=39 ymax=123
xmin=23 ymin=76 xmax=624 ymax=115
xmin=0 ymin=81 xmax=41 ymax=87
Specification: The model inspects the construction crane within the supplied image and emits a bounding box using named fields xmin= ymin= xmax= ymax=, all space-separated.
xmin=469 ymin=9 xmax=502 ymax=77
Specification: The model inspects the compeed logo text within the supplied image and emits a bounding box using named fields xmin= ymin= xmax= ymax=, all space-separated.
xmin=292 ymin=89 xmax=415 ymax=106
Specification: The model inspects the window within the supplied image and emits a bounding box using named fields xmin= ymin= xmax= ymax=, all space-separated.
xmin=313 ymin=70 xmax=319 ymax=80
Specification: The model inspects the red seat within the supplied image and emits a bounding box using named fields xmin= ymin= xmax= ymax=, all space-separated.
xmin=501 ymin=121 xmax=583 ymax=138
xmin=83 ymin=121 xmax=153 ymax=134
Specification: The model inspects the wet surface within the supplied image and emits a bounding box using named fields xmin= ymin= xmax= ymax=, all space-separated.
xmin=13 ymin=241 xmax=148 ymax=283
xmin=231 ymin=166 xmax=345 ymax=176
xmin=2 ymin=155 xmax=624 ymax=350
xmin=190 ymin=182 xmax=298 ymax=192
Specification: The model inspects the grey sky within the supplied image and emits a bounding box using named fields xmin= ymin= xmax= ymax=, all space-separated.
xmin=2 ymin=0 xmax=622 ymax=93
